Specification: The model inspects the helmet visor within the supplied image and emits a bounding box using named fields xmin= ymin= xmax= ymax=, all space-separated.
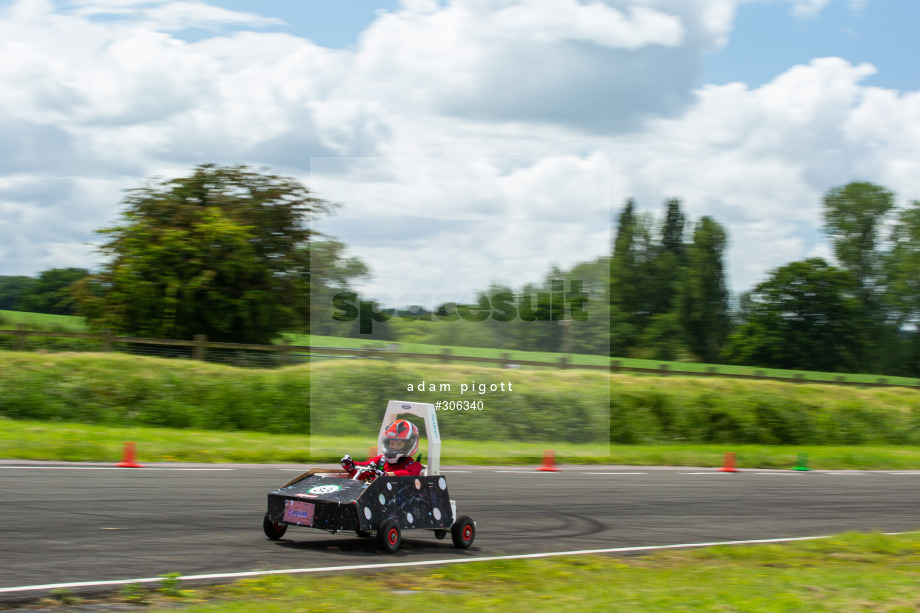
xmin=381 ymin=420 xmax=419 ymax=461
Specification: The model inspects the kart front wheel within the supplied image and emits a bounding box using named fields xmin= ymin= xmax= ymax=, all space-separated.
xmin=263 ymin=514 xmax=287 ymax=540
xmin=377 ymin=519 xmax=401 ymax=554
xmin=451 ymin=516 xmax=475 ymax=549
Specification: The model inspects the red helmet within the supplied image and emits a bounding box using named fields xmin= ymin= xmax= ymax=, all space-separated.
xmin=381 ymin=419 xmax=419 ymax=463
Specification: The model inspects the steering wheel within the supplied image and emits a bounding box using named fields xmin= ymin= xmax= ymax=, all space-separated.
xmin=351 ymin=465 xmax=383 ymax=482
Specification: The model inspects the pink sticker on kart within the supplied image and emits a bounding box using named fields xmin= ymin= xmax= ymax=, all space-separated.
xmin=283 ymin=499 xmax=315 ymax=526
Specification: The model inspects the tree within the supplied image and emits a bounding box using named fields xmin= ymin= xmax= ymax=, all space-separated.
xmin=677 ymin=217 xmax=730 ymax=362
xmin=76 ymin=164 xmax=333 ymax=344
xmin=883 ymin=201 xmax=920 ymax=376
xmin=661 ymin=198 xmax=686 ymax=256
xmin=18 ymin=268 xmax=89 ymax=315
xmin=721 ymin=258 xmax=864 ymax=372
xmin=610 ymin=200 xmax=654 ymax=353
xmin=649 ymin=198 xmax=686 ymax=317
xmin=308 ymin=239 xmax=370 ymax=336
xmin=823 ymin=182 xmax=905 ymax=374
xmin=823 ymin=182 xmax=894 ymax=294
xmin=0 ymin=276 xmax=36 ymax=311
xmin=886 ymin=201 xmax=920 ymax=328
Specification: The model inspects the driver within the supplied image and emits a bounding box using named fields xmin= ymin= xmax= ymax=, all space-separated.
xmin=341 ymin=419 xmax=423 ymax=477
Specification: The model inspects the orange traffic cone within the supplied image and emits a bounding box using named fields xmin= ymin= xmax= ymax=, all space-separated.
xmin=116 ymin=442 xmax=143 ymax=468
xmin=719 ymin=451 xmax=739 ymax=472
xmin=536 ymin=450 xmax=561 ymax=472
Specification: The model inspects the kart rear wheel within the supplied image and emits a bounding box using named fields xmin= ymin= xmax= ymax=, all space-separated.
xmin=377 ymin=519 xmax=401 ymax=554
xmin=263 ymin=514 xmax=287 ymax=540
xmin=451 ymin=516 xmax=475 ymax=549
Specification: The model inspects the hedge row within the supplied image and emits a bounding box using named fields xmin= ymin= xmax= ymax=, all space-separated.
xmin=0 ymin=352 xmax=310 ymax=434
xmin=2 ymin=352 xmax=920 ymax=445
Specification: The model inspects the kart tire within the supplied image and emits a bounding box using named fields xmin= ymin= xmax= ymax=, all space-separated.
xmin=377 ymin=519 xmax=401 ymax=554
xmin=263 ymin=514 xmax=287 ymax=540
xmin=451 ymin=516 xmax=475 ymax=549
xmin=434 ymin=529 xmax=447 ymax=540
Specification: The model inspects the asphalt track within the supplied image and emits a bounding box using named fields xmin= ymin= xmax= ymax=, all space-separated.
xmin=2 ymin=461 xmax=920 ymax=600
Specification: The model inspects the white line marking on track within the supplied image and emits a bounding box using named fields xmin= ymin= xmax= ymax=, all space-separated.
xmin=3 ymin=532 xmax=915 ymax=595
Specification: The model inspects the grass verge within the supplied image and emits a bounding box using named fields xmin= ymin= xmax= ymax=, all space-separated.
xmin=29 ymin=531 xmax=920 ymax=612
xmin=5 ymin=417 xmax=920 ymax=469
xmin=0 ymin=309 xmax=89 ymax=332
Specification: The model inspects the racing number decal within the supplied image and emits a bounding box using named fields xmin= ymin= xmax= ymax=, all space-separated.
xmin=308 ymin=484 xmax=341 ymax=495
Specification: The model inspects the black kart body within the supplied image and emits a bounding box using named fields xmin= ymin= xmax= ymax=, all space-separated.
xmin=266 ymin=473 xmax=454 ymax=534
xmin=262 ymin=400 xmax=476 ymax=551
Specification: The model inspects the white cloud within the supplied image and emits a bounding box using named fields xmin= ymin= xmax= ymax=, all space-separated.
xmin=788 ymin=0 xmax=831 ymax=18
xmin=347 ymin=0 xmax=730 ymax=132
xmin=488 ymin=1 xmax=685 ymax=49
xmin=595 ymin=55 xmax=920 ymax=292
xmin=309 ymin=155 xmax=611 ymax=300
xmin=67 ymin=0 xmax=285 ymax=29
xmin=1 ymin=0 xmax=919 ymax=306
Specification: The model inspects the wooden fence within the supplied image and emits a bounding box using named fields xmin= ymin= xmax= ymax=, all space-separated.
xmin=1 ymin=326 xmax=918 ymax=389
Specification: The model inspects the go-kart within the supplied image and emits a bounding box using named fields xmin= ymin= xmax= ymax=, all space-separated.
xmin=262 ymin=400 xmax=476 ymax=553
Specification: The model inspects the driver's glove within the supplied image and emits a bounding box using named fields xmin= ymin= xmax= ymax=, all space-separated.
xmin=341 ymin=455 xmax=355 ymax=471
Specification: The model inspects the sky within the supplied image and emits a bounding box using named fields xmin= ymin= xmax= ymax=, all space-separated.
xmin=1 ymin=0 xmax=919 ymax=308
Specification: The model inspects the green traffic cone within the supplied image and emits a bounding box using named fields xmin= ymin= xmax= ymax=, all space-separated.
xmin=793 ymin=452 xmax=810 ymax=471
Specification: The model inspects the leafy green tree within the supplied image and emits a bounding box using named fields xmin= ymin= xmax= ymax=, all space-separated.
xmin=637 ymin=312 xmax=689 ymax=361
xmin=610 ymin=201 xmax=637 ymax=355
xmin=76 ymin=164 xmax=332 ymax=344
xmin=883 ymin=201 xmax=920 ymax=375
xmin=0 ymin=276 xmax=37 ymax=311
xmin=822 ymin=182 xmax=905 ymax=374
xmin=308 ymin=239 xmax=370 ymax=336
xmin=661 ymin=198 xmax=686 ymax=255
xmin=649 ymin=198 xmax=687 ymax=317
xmin=565 ymin=257 xmax=610 ymax=356
xmin=886 ymin=201 xmax=920 ymax=328
xmin=677 ymin=217 xmax=730 ymax=362
xmin=823 ymin=182 xmax=894 ymax=294
xmin=18 ymin=268 xmax=89 ymax=315
xmin=610 ymin=200 xmax=654 ymax=353
xmin=722 ymin=258 xmax=864 ymax=372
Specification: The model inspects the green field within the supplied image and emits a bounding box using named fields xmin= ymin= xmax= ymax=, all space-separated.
xmin=2 ymin=310 xmax=918 ymax=386
xmin=29 ymin=531 xmax=920 ymax=612
xmin=0 ymin=309 xmax=89 ymax=332
xmin=3 ymin=351 xmax=920 ymax=448
xmin=302 ymin=333 xmax=920 ymax=386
